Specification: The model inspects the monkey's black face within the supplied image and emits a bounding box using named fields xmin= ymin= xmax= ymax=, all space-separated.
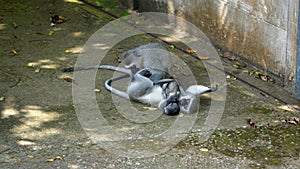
xmin=163 ymin=102 xmax=180 ymax=116
xmin=163 ymin=94 xmax=180 ymax=116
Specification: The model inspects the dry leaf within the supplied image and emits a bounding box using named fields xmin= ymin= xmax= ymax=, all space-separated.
xmin=222 ymin=55 xmax=236 ymax=61
xmin=94 ymin=89 xmax=101 ymax=93
xmin=56 ymin=156 xmax=63 ymax=160
xmin=260 ymin=92 xmax=269 ymax=98
xmin=34 ymin=68 xmax=40 ymax=73
xmin=249 ymin=70 xmax=255 ymax=76
xmin=63 ymin=77 xmax=77 ymax=84
xmin=48 ymin=29 xmax=55 ymax=36
xmin=143 ymin=106 xmax=158 ymax=111
xmin=169 ymin=45 xmax=175 ymax=50
xmin=12 ymin=22 xmax=18 ymax=28
xmin=185 ymin=48 xmax=197 ymax=54
xmin=246 ymin=118 xmax=256 ymax=128
xmin=27 ymin=155 xmax=34 ymax=158
xmin=46 ymin=156 xmax=63 ymax=162
xmin=50 ymin=15 xmax=67 ymax=24
xmin=47 ymin=158 xmax=55 ymax=162
xmin=197 ymin=55 xmax=209 ymax=60
xmin=233 ymin=61 xmax=246 ymax=69
xmin=199 ymin=148 xmax=209 ymax=152
xmin=11 ymin=49 xmax=18 ymax=55
xmin=115 ymin=56 xmax=121 ymax=63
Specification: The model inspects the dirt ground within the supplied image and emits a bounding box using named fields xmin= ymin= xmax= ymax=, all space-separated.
xmin=0 ymin=0 xmax=300 ymax=168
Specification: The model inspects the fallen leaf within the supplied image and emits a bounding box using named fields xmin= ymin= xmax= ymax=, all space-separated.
xmin=94 ymin=89 xmax=101 ymax=93
xmin=288 ymin=120 xmax=298 ymax=125
xmin=11 ymin=49 xmax=18 ymax=55
xmin=197 ymin=55 xmax=209 ymax=60
xmin=233 ymin=61 xmax=246 ymax=69
xmin=199 ymin=148 xmax=209 ymax=152
xmin=82 ymin=13 xmax=88 ymax=18
xmin=50 ymin=15 xmax=67 ymax=24
xmin=246 ymin=118 xmax=256 ymax=128
xmin=12 ymin=22 xmax=18 ymax=28
xmin=63 ymin=77 xmax=77 ymax=84
xmin=169 ymin=45 xmax=175 ymax=50
xmin=143 ymin=106 xmax=158 ymax=111
xmin=34 ymin=68 xmax=40 ymax=73
xmin=173 ymin=64 xmax=181 ymax=70
xmin=226 ymin=75 xmax=236 ymax=80
xmin=115 ymin=56 xmax=121 ymax=63
xmin=185 ymin=48 xmax=197 ymax=54
xmin=232 ymin=64 xmax=240 ymax=69
xmin=48 ymin=29 xmax=55 ymax=36
xmin=46 ymin=155 xmax=63 ymax=162
xmin=249 ymin=70 xmax=255 ymax=76
xmin=290 ymin=117 xmax=299 ymax=124
xmin=222 ymin=55 xmax=236 ymax=61
xmin=55 ymin=156 xmax=63 ymax=160
xmin=260 ymin=92 xmax=269 ymax=98
xmin=259 ymin=74 xmax=268 ymax=81
xmin=64 ymin=49 xmax=71 ymax=53
xmin=0 ymin=96 xmax=5 ymax=101
xmin=47 ymin=158 xmax=55 ymax=162
xmin=27 ymin=62 xmax=35 ymax=67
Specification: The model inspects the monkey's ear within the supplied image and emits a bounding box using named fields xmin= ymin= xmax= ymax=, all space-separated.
xmin=179 ymin=96 xmax=199 ymax=114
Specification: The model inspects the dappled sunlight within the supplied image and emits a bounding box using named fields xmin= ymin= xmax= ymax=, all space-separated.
xmin=64 ymin=0 xmax=83 ymax=4
xmin=92 ymin=43 xmax=112 ymax=50
xmin=278 ymin=104 xmax=300 ymax=113
xmin=19 ymin=105 xmax=61 ymax=126
xmin=57 ymin=56 xmax=68 ymax=61
xmin=6 ymin=105 xmax=63 ymax=139
xmin=65 ymin=46 xmax=84 ymax=54
xmin=0 ymin=23 xmax=6 ymax=30
xmin=72 ymin=31 xmax=85 ymax=37
xmin=17 ymin=140 xmax=36 ymax=146
xmin=116 ymin=126 xmax=136 ymax=132
xmin=28 ymin=58 xmax=61 ymax=70
xmin=1 ymin=108 xmax=19 ymax=119
xmin=158 ymin=36 xmax=179 ymax=43
xmin=68 ymin=164 xmax=81 ymax=169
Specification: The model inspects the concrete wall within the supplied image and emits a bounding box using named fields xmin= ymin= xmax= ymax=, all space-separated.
xmin=123 ymin=0 xmax=299 ymax=91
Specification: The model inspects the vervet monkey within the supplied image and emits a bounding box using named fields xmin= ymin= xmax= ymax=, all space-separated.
xmin=63 ymin=43 xmax=217 ymax=115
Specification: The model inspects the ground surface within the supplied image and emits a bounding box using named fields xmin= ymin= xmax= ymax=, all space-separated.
xmin=0 ymin=0 xmax=300 ymax=168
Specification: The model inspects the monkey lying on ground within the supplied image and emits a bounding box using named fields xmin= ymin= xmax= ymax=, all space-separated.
xmin=63 ymin=43 xmax=217 ymax=115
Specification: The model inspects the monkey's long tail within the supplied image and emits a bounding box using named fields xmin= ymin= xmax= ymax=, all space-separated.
xmin=62 ymin=65 xmax=131 ymax=75
xmin=105 ymin=74 xmax=131 ymax=100
xmin=62 ymin=65 xmax=132 ymax=100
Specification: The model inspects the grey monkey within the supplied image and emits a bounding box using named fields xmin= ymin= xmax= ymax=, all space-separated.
xmin=63 ymin=43 xmax=217 ymax=115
